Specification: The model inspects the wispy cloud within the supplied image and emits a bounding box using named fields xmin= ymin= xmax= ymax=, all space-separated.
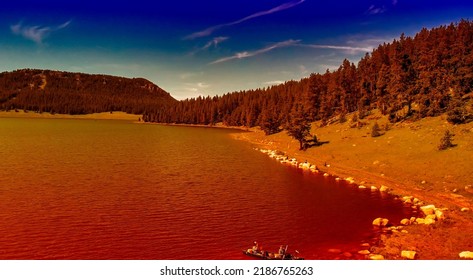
xmin=190 ymin=37 xmax=229 ymax=55
xmin=392 ymin=0 xmax=398 ymax=5
xmin=366 ymin=5 xmax=387 ymax=15
xmin=263 ymin=80 xmax=285 ymax=85
xmin=299 ymin=43 xmax=373 ymax=53
xmin=210 ymin=39 xmax=375 ymax=65
xmin=11 ymin=20 xmax=71 ymax=45
xmin=210 ymin=39 xmax=300 ymax=64
xmin=185 ymin=0 xmax=305 ymax=40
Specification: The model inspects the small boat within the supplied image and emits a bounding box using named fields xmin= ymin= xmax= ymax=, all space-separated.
xmin=242 ymin=248 xmax=304 ymax=260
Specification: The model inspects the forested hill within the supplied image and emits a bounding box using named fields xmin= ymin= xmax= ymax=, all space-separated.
xmin=0 ymin=69 xmax=176 ymax=115
xmin=143 ymin=20 xmax=473 ymax=130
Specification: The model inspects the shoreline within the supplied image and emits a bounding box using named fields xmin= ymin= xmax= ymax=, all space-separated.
xmin=3 ymin=111 xmax=472 ymax=259
xmin=0 ymin=110 xmax=141 ymax=121
xmin=228 ymin=113 xmax=473 ymax=260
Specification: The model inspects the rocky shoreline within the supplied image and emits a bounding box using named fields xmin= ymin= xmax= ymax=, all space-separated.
xmin=230 ymin=120 xmax=473 ymax=260
xmin=256 ymin=148 xmax=473 ymax=260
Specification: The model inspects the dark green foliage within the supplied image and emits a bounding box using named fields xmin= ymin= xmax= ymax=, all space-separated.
xmin=260 ymin=106 xmax=281 ymax=135
xmin=4 ymin=21 xmax=473 ymax=130
xmin=286 ymin=103 xmax=311 ymax=150
xmin=438 ymin=130 xmax=455 ymax=150
xmin=141 ymin=20 xmax=473 ymax=131
xmin=371 ymin=122 xmax=382 ymax=137
xmin=446 ymin=95 xmax=473 ymax=124
xmin=0 ymin=69 xmax=176 ymax=115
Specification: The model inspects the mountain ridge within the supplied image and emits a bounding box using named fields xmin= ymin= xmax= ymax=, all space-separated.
xmin=0 ymin=69 xmax=176 ymax=115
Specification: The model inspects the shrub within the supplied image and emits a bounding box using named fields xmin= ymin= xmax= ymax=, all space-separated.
xmin=438 ymin=130 xmax=455 ymax=150
xmin=371 ymin=122 xmax=382 ymax=137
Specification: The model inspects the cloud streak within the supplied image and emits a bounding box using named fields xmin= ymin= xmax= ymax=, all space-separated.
xmin=11 ymin=20 xmax=71 ymax=45
xmin=298 ymin=43 xmax=373 ymax=53
xmin=210 ymin=40 xmax=373 ymax=65
xmin=209 ymin=39 xmax=300 ymax=64
xmin=190 ymin=36 xmax=229 ymax=55
xmin=185 ymin=0 xmax=305 ymax=39
xmin=366 ymin=5 xmax=387 ymax=15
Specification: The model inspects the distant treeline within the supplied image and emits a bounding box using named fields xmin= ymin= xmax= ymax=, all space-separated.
xmin=143 ymin=20 xmax=473 ymax=129
xmin=0 ymin=69 xmax=176 ymax=114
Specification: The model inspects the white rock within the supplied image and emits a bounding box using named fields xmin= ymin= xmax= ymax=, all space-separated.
xmin=424 ymin=217 xmax=436 ymax=225
xmin=459 ymin=251 xmax=473 ymax=259
xmin=461 ymin=207 xmax=470 ymax=212
xmin=400 ymin=218 xmax=411 ymax=226
xmin=369 ymin=254 xmax=385 ymax=260
xmin=401 ymin=250 xmax=416 ymax=260
xmin=435 ymin=210 xmax=445 ymax=220
xmin=358 ymin=250 xmax=370 ymax=255
xmin=370 ymin=186 xmax=378 ymax=191
xmin=372 ymin=217 xmax=390 ymax=227
xmin=415 ymin=218 xmax=425 ymax=224
xmin=358 ymin=185 xmax=367 ymax=189
xmin=420 ymin=204 xmax=436 ymax=216
xmin=379 ymin=185 xmax=389 ymax=192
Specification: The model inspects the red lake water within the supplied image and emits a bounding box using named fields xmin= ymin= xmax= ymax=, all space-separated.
xmin=0 ymin=118 xmax=414 ymax=259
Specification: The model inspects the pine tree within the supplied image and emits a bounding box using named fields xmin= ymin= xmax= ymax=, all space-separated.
xmin=371 ymin=122 xmax=382 ymax=137
xmin=259 ymin=105 xmax=281 ymax=135
xmin=438 ymin=130 xmax=455 ymax=150
xmin=286 ymin=103 xmax=311 ymax=150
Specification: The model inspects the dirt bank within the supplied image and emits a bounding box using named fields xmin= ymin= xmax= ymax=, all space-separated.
xmin=230 ymin=112 xmax=473 ymax=259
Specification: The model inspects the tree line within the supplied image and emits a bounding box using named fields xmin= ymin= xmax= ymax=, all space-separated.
xmin=143 ymin=20 xmax=473 ymax=130
xmin=0 ymin=69 xmax=176 ymax=114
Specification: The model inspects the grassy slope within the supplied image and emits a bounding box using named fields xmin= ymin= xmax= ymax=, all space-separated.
xmin=231 ymin=111 xmax=473 ymax=259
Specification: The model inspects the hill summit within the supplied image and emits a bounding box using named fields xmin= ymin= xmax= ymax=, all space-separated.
xmin=0 ymin=69 xmax=176 ymax=115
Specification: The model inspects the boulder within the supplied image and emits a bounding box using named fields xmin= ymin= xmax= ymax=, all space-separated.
xmin=461 ymin=207 xmax=470 ymax=212
xmin=358 ymin=250 xmax=370 ymax=255
xmin=459 ymin=251 xmax=473 ymax=259
xmin=358 ymin=185 xmax=367 ymax=189
xmin=345 ymin=177 xmax=355 ymax=184
xmin=369 ymin=254 xmax=385 ymax=260
xmin=372 ymin=217 xmax=390 ymax=227
xmin=370 ymin=186 xmax=378 ymax=191
xmin=435 ymin=209 xmax=445 ymax=220
xmin=415 ymin=218 xmax=425 ymax=224
xmin=379 ymin=185 xmax=389 ymax=192
xmin=401 ymin=250 xmax=416 ymax=260
xmin=400 ymin=218 xmax=411 ymax=226
xmin=424 ymin=217 xmax=436 ymax=225
xmin=420 ymin=205 xmax=436 ymax=216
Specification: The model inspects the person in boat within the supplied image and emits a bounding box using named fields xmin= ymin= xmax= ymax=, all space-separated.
xmin=252 ymin=241 xmax=259 ymax=253
xmin=278 ymin=245 xmax=286 ymax=255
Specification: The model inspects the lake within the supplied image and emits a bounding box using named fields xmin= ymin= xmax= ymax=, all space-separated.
xmin=0 ymin=117 xmax=413 ymax=259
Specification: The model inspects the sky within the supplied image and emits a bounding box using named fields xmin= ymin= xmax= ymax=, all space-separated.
xmin=1 ymin=0 xmax=472 ymax=100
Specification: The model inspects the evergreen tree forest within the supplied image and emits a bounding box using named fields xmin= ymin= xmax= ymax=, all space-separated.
xmin=0 ymin=69 xmax=176 ymax=114
xmin=144 ymin=20 xmax=473 ymax=128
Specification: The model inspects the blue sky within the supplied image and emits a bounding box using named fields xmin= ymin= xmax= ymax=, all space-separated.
xmin=1 ymin=0 xmax=472 ymax=99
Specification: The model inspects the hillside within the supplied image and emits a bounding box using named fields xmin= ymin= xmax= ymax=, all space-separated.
xmin=0 ymin=69 xmax=176 ymax=115
xmin=231 ymin=112 xmax=473 ymax=259
xmin=144 ymin=20 xmax=473 ymax=129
